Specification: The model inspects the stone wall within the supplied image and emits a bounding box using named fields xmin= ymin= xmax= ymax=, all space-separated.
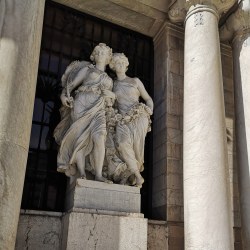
xmin=147 ymin=220 xmax=168 ymax=250
xmin=165 ymin=25 xmax=184 ymax=225
xmin=153 ymin=24 xmax=184 ymax=222
xmin=15 ymin=210 xmax=62 ymax=250
xmin=165 ymin=24 xmax=185 ymax=250
xmin=152 ymin=23 xmax=185 ymax=249
xmin=221 ymin=44 xmax=242 ymax=250
xmin=16 ymin=210 xmax=148 ymax=250
xmin=152 ymin=24 xmax=168 ymax=220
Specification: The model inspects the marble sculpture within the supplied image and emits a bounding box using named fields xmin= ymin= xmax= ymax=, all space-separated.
xmin=54 ymin=43 xmax=153 ymax=188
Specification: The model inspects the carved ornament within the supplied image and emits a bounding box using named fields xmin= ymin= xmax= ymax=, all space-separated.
xmin=220 ymin=0 xmax=250 ymax=42
xmin=168 ymin=0 xmax=237 ymax=23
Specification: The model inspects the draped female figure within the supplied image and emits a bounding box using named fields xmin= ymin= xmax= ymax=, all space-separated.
xmin=54 ymin=43 xmax=114 ymax=182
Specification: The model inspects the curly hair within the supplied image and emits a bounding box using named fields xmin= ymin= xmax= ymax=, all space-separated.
xmin=109 ymin=53 xmax=129 ymax=72
xmin=90 ymin=43 xmax=112 ymax=64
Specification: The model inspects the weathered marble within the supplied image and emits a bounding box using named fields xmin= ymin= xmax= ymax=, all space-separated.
xmin=147 ymin=220 xmax=168 ymax=250
xmin=61 ymin=212 xmax=147 ymax=250
xmin=171 ymin=2 xmax=235 ymax=249
xmin=15 ymin=210 xmax=62 ymax=250
xmin=168 ymin=0 xmax=236 ymax=23
xmin=65 ymin=179 xmax=141 ymax=213
xmin=0 ymin=1 xmax=45 ymax=249
xmin=54 ymin=43 xmax=114 ymax=182
xmin=108 ymin=53 xmax=153 ymax=187
xmin=55 ymin=49 xmax=153 ymax=188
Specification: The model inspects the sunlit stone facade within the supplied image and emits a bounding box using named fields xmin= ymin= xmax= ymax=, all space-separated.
xmin=0 ymin=0 xmax=249 ymax=249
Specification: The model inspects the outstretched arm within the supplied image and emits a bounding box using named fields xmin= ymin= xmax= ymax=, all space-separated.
xmin=136 ymin=78 xmax=154 ymax=114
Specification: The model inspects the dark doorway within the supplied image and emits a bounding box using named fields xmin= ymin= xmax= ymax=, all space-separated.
xmin=21 ymin=0 xmax=154 ymax=217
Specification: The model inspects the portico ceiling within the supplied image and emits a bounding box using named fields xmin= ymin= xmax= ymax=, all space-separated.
xmin=53 ymin=0 xmax=175 ymax=37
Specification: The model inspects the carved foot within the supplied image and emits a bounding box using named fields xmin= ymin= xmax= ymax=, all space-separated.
xmin=57 ymin=165 xmax=68 ymax=173
xmin=80 ymin=175 xmax=86 ymax=180
xmin=135 ymin=176 xmax=144 ymax=188
xmin=120 ymin=178 xmax=128 ymax=185
xmin=95 ymin=176 xmax=113 ymax=184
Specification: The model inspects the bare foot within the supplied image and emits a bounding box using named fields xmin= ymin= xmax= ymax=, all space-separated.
xmin=120 ymin=178 xmax=128 ymax=185
xmin=57 ymin=165 xmax=68 ymax=173
xmin=95 ymin=175 xmax=113 ymax=184
xmin=135 ymin=176 xmax=144 ymax=188
xmin=80 ymin=175 xmax=86 ymax=180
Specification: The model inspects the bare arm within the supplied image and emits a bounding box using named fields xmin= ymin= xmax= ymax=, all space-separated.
xmin=136 ymin=78 xmax=154 ymax=113
xmin=61 ymin=67 xmax=89 ymax=107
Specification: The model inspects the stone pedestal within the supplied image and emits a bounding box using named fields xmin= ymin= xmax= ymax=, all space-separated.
xmin=62 ymin=179 xmax=147 ymax=250
xmin=62 ymin=212 xmax=147 ymax=250
xmin=66 ymin=179 xmax=141 ymax=213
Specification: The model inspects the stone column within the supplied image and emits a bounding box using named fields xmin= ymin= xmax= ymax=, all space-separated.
xmin=0 ymin=1 xmax=45 ymax=249
xmin=169 ymin=1 xmax=235 ymax=249
xmin=221 ymin=1 xmax=250 ymax=249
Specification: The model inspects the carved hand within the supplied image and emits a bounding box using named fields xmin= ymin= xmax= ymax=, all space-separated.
xmin=61 ymin=95 xmax=72 ymax=108
xmin=102 ymin=89 xmax=116 ymax=99
xmin=145 ymin=106 xmax=153 ymax=115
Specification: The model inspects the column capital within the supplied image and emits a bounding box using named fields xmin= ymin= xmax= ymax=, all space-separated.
xmin=220 ymin=0 xmax=250 ymax=42
xmin=168 ymin=0 xmax=237 ymax=23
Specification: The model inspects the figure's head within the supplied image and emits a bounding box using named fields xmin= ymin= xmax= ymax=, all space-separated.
xmin=109 ymin=53 xmax=129 ymax=74
xmin=90 ymin=43 xmax=112 ymax=65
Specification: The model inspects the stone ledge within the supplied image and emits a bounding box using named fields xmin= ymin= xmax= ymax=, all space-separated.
xmin=20 ymin=209 xmax=62 ymax=217
xmin=75 ymin=179 xmax=140 ymax=193
xmin=67 ymin=207 xmax=144 ymax=218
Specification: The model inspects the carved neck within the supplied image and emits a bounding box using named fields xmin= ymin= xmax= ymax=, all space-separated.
xmin=116 ymin=72 xmax=127 ymax=81
xmin=95 ymin=63 xmax=106 ymax=72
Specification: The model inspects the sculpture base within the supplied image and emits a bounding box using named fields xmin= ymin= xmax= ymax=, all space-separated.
xmin=62 ymin=179 xmax=147 ymax=250
xmin=65 ymin=179 xmax=141 ymax=213
xmin=61 ymin=211 xmax=147 ymax=250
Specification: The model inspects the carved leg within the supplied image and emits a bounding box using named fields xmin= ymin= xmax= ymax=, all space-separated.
xmin=117 ymin=142 xmax=144 ymax=187
xmin=92 ymin=132 xmax=108 ymax=182
xmin=76 ymin=150 xmax=86 ymax=179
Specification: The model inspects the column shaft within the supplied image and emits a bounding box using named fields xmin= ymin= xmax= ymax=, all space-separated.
xmin=233 ymin=31 xmax=250 ymax=250
xmin=183 ymin=5 xmax=233 ymax=249
xmin=0 ymin=1 xmax=45 ymax=249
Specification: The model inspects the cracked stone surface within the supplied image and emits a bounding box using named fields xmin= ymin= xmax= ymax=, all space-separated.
xmin=62 ymin=212 xmax=147 ymax=250
xmin=15 ymin=214 xmax=62 ymax=250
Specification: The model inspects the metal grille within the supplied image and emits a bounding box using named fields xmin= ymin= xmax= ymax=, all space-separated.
xmin=21 ymin=0 xmax=154 ymax=216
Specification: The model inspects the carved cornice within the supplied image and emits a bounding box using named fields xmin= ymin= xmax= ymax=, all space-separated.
xmin=168 ymin=0 xmax=237 ymax=23
xmin=220 ymin=0 xmax=250 ymax=42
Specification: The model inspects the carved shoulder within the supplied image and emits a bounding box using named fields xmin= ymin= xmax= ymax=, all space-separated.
xmin=61 ymin=60 xmax=91 ymax=88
